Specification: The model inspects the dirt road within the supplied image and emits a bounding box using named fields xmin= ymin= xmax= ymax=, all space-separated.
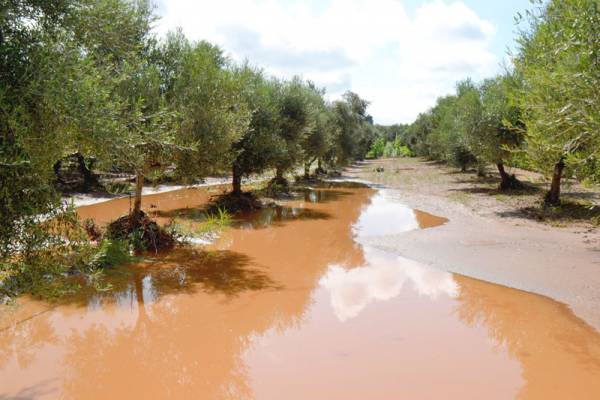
xmin=346 ymin=158 xmax=600 ymax=330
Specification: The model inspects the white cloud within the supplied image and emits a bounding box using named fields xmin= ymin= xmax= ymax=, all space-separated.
xmin=154 ymin=0 xmax=499 ymax=124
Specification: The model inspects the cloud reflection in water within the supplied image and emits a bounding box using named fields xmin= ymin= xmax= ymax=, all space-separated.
xmin=320 ymin=248 xmax=458 ymax=322
xmin=323 ymin=192 xmax=456 ymax=322
xmin=353 ymin=191 xmax=420 ymax=237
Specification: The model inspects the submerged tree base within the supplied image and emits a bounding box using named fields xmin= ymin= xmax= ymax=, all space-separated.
xmin=210 ymin=192 xmax=264 ymax=214
xmin=106 ymin=212 xmax=176 ymax=253
xmin=294 ymin=175 xmax=326 ymax=186
xmin=265 ymin=176 xmax=291 ymax=197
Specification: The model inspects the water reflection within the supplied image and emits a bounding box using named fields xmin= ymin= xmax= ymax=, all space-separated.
xmin=353 ymin=190 xmax=448 ymax=237
xmin=301 ymin=188 xmax=352 ymax=204
xmin=234 ymin=206 xmax=332 ymax=230
xmin=454 ymin=275 xmax=600 ymax=399
xmin=320 ymin=247 xmax=458 ymax=321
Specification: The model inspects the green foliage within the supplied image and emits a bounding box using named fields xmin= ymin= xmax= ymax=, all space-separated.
xmin=514 ymin=0 xmax=600 ymax=184
xmin=87 ymin=239 xmax=133 ymax=269
xmin=367 ymin=135 xmax=412 ymax=159
xmin=157 ymin=32 xmax=251 ymax=179
xmin=405 ymin=76 xmax=520 ymax=174
xmin=300 ymin=83 xmax=337 ymax=172
xmin=397 ymin=144 xmax=412 ymax=157
xmin=230 ymin=67 xmax=282 ymax=183
xmin=104 ymin=181 xmax=132 ymax=194
xmin=367 ymin=137 xmax=386 ymax=158
xmin=0 ymin=205 xmax=131 ymax=301
xmin=332 ymin=91 xmax=375 ymax=164
xmin=171 ymin=207 xmax=232 ymax=240
xmin=423 ymin=92 xmax=479 ymax=170
xmin=272 ymin=77 xmax=312 ymax=178
xmin=201 ymin=208 xmax=233 ymax=234
xmin=402 ymin=0 xmax=599 ymax=200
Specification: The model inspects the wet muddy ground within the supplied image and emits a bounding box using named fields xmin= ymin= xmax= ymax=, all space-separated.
xmin=348 ymin=159 xmax=600 ymax=331
xmin=1 ymin=184 xmax=600 ymax=399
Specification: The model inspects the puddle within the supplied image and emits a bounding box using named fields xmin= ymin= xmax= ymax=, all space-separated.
xmin=1 ymin=185 xmax=600 ymax=399
xmin=353 ymin=190 xmax=448 ymax=237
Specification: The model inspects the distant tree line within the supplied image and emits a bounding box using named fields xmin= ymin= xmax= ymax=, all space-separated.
xmin=371 ymin=0 xmax=600 ymax=205
xmin=366 ymin=124 xmax=411 ymax=159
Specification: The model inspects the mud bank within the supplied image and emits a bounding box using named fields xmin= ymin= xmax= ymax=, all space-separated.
xmin=347 ymin=159 xmax=600 ymax=331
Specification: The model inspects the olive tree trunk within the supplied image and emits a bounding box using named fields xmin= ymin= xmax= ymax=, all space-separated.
xmin=232 ymin=164 xmax=242 ymax=195
xmin=315 ymin=158 xmax=326 ymax=175
xmin=275 ymin=168 xmax=284 ymax=180
xmin=304 ymin=157 xmax=317 ymax=179
xmin=497 ymin=162 xmax=512 ymax=189
xmin=75 ymin=152 xmax=100 ymax=191
xmin=496 ymin=162 xmax=523 ymax=190
xmin=545 ymin=158 xmax=565 ymax=205
xmin=131 ymin=171 xmax=144 ymax=225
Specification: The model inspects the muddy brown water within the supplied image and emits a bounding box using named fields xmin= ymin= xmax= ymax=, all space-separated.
xmin=1 ymin=185 xmax=600 ymax=399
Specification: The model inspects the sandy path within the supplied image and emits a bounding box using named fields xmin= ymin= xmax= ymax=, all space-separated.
xmin=347 ymin=159 xmax=600 ymax=330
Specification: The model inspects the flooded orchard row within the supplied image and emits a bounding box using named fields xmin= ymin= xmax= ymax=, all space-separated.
xmin=1 ymin=185 xmax=600 ymax=399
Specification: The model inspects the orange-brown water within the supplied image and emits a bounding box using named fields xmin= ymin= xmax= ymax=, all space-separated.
xmin=1 ymin=186 xmax=600 ymax=399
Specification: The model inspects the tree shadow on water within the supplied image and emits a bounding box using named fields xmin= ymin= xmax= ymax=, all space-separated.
xmin=234 ymin=207 xmax=332 ymax=230
xmin=72 ymin=248 xmax=282 ymax=308
xmin=297 ymin=188 xmax=354 ymax=204
xmin=148 ymin=248 xmax=282 ymax=296
xmin=154 ymin=205 xmax=332 ymax=230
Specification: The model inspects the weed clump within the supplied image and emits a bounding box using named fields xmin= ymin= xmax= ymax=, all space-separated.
xmin=171 ymin=207 xmax=233 ymax=243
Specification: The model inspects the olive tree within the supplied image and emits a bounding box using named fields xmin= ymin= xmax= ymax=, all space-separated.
xmin=300 ymin=84 xmax=336 ymax=177
xmin=0 ymin=0 xmax=102 ymax=253
xmin=229 ymin=67 xmax=281 ymax=195
xmin=332 ymin=91 xmax=372 ymax=164
xmin=156 ymin=32 xmax=251 ymax=182
xmin=270 ymin=77 xmax=311 ymax=185
xmin=473 ymin=75 xmax=523 ymax=189
xmin=515 ymin=0 xmax=600 ymax=204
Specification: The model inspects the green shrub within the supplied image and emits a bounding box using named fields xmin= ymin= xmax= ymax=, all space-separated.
xmin=105 ymin=181 xmax=132 ymax=194
xmin=88 ymin=239 xmax=133 ymax=269
xmin=366 ymin=137 xmax=386 ymax=159
xmin=398 ymin=145 xmax=412 ymax=157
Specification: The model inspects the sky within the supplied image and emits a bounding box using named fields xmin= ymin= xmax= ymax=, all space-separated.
xmin=154 ymin=0 xmax=531 ymax=125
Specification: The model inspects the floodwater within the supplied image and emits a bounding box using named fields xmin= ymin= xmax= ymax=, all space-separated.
xmin=1 ymin=185 xmax=600 ymax=399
